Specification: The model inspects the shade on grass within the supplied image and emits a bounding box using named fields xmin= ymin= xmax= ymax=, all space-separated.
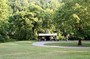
xmin=0 ymin=41 xmax=90 ymax=59
xmin=45 ymin=41 xmax=90 ymax=47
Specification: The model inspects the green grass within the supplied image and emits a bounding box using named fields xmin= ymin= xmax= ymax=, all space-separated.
xmin=0 ymin=41 xmax=90 ymax=59
xmin=45 ymin=41 xmax=90 ymax=47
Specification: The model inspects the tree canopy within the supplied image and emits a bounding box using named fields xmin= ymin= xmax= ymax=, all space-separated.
xmin=54 ymin=0 xmax=90 ymax=45
xmin=0 ymin=0 xmax=90 ymax=43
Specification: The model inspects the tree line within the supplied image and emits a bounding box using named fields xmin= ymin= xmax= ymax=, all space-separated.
xmin=0 ymin=0 xmax=90 ymax=45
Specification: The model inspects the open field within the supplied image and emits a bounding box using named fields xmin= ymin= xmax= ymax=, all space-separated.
xmin=0 ymin=41 xmax=90 ymax=59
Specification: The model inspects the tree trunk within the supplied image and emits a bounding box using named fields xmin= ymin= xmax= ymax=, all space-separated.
xmin=78 ymin=39 xmax=82 ymax=46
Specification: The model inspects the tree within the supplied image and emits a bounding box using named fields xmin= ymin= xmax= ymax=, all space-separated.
xmin=42 ymin=8 xmax=55 ymax=33
xmin=9 ymin=11 xmax=36 ymax=40
xmin=9 ymin=3 xmax=45 ymax=40
xmin=54 ymin=0 xmax=90 ymax=45
xmin=7 ymin=0 xmax=29 ymax=13
xmin=0 ymin=0 xmax=10 ymax=42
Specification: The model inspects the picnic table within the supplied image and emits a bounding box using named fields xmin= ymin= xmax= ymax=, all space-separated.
xmin=38 ymin=33 xmax=57 ymax=41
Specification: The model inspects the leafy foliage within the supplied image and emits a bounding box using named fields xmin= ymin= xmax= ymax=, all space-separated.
xmin=0 ymin=0 xmax=90 ymax=42
xmin=54 ymin=0 xmax=90 ymax=40
xmin=0 ymin=0 xmax=10 ymax=42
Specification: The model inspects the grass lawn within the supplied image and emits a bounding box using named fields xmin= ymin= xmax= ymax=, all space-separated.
xmin=0 ymin=41 xmax=90 ymax=59
xmin=45 ymin=41 xmax=90 ymax=47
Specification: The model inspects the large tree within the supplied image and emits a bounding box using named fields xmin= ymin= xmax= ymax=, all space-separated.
xmin=54 ymin=0 xmax=90 ymax=45
xmin=9 ymin=3 xmax=44 ymax=40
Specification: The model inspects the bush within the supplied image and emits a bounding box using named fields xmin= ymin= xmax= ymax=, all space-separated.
xmin=56 ymin=33 xmax=65 ymax=40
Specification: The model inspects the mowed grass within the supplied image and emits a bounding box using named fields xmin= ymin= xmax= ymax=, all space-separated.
xmin=0 ymin=41 xmax=90 ymax=59
xmin=45 ymin=41 xmax=90 ymax=47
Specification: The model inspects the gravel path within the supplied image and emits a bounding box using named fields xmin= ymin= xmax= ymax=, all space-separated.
xmin=32 ymin=41 xmax=90 ymax=48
